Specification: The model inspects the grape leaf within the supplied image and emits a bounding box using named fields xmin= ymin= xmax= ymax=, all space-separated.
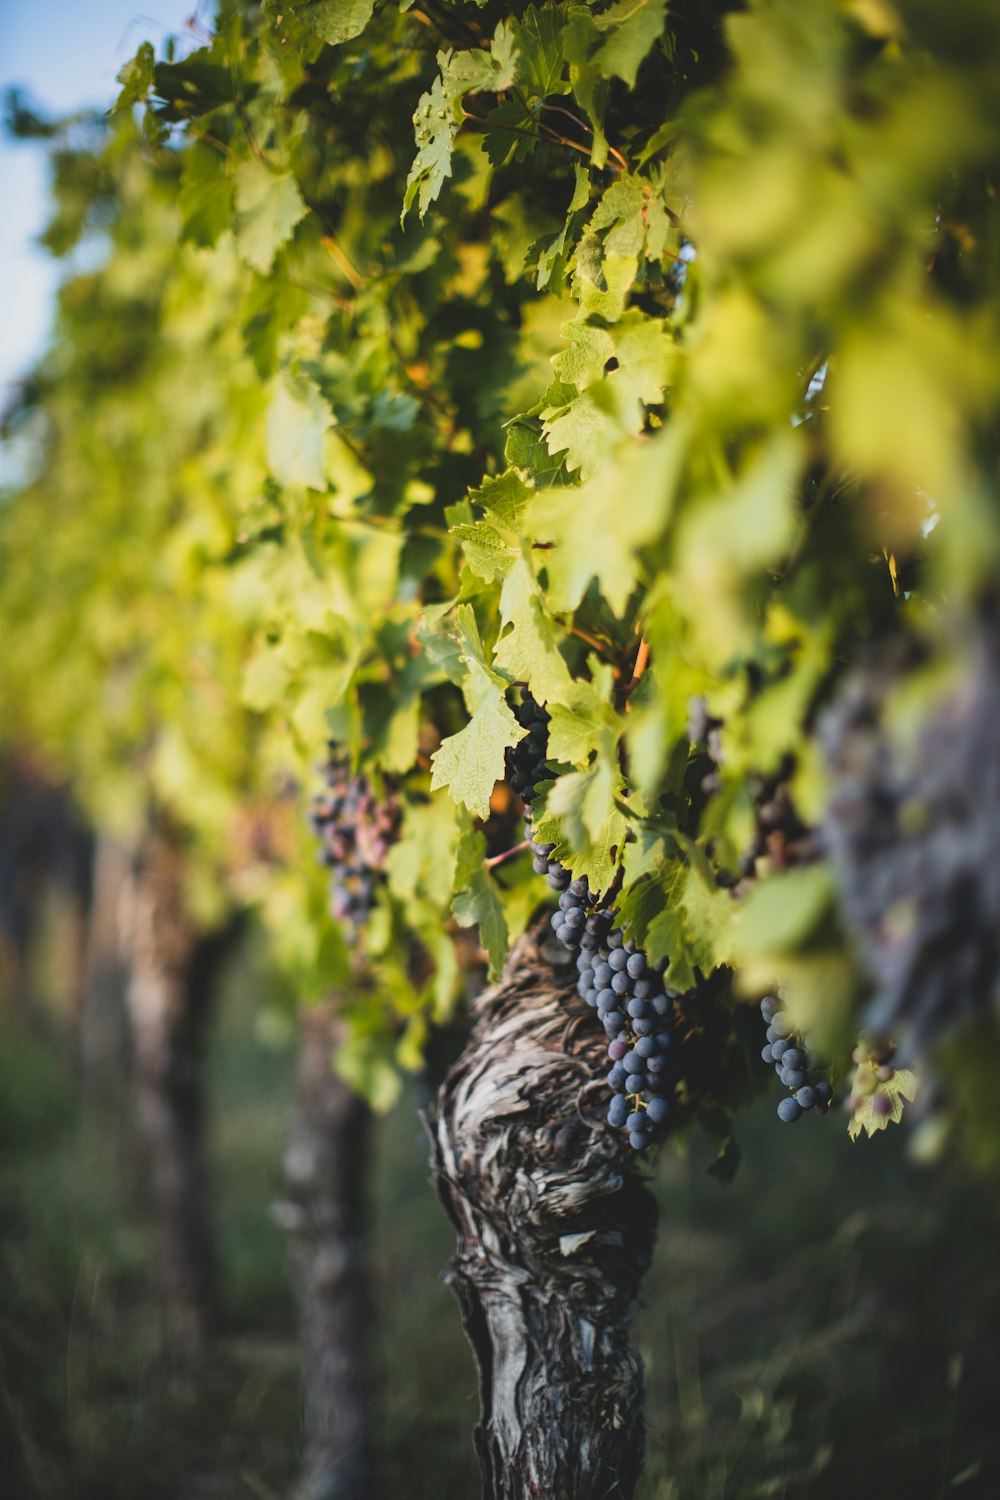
xmin=592 ymin=0 xmax=667 ymax=88
xmin=452 ymin=828 xmax=508 ymax=977
xmin=429 ymin=605 xmax=525 ymax=818
xmin=431 ymin=700 xmax=524 ymax=820
xmin=541 ymin=380 xmax=630 ymax=479
xmin=514 ymin=4 xmax=570 ymax=100
xmin=540 ymin=756 xmax=628 ymax=891
xmin=848 ymin=1068 xmax=918 ymax=1140
xmin=114 ymin=42 xmax=155 ymax=111
xmin=493 ymin=555 xmax=572 ymax=700
xmin=267 ymin=372 xmax=332 ymax=490
xmin=730 ymin=864 xmax=837 ymax=956
xmin=403 ymin=25 xmax=520 ymax=220
xmin=546 ymin=677 xmax=620 ymax=767
xmin=564 ymin=0 xmax=666 ymax=91
xmin=552 ymin=309 xmax=673 ymax=425
xmin=573 ymin=241 xmax=639 ymax=319
xmin=528 ymin=420 xmax=686 ymax=614
xmin=284 ymin=0 xmax=375 ymax=46
xmin=451 ymin=520 xmax=520 ymax=582
xmin=387 ymin=799 xmax=461 ymax=910
xmin=526 ymin=165 xmax=593 ymax=290
xmin=470 ymin=468 xmax=534 ymax=527
xmin=452 ymin=470 xmax=536 ymax=581
xmin=234 ymin=160 xmax=308 ymax=273
xmin=178 ymin=142 xmax=234 ymax=249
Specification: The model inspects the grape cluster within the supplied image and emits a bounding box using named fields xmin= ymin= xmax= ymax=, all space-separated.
xmin=821 ymin=622 xmax=1000 ymax=1060
xmin=310 ymin=751 xmax=399 ymax=939
xmin=507 ymin=696 xmax=680 ymax=1151
xmin=759 ymin=995 xmax=833 ymax=1123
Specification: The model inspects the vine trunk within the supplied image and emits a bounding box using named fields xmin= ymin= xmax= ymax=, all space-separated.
xmin=429 ymin=923 xmax=658 ymax=1500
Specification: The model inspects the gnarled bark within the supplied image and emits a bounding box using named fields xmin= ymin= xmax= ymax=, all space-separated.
xmin=429 ymin=924 xmax=658 ymax=1500
xmin=279 ymin=1002 xmax=373 ymax=1500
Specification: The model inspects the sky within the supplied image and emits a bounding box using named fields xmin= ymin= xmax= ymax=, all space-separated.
xmin=0 ymin=0 xmax=206 ymax=412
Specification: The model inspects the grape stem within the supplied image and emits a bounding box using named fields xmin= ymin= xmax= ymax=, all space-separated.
xmin=484 ymin=840 xmax=530 ymax=870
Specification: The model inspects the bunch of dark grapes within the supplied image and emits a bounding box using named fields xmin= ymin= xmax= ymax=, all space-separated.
xmin=507 ymin=695 xmax=681 ymax=1151
xmin=821 ymin=617 xmax=1000 ymax=1059
xmin=310 ymin=751 xmax=399 ymax=940
xmin=687 ymin=697 xmax=820 ymax=887
xmin=759 ymin=995 xmax=833 ymax=1123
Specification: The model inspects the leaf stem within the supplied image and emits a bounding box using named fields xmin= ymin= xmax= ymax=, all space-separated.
xmin=461 ymin=106 xmax=597 ymax=165
xmin=624 ymin=636 xmax=651 ymax=695
xmin=321 ymin=234 xmax=364 ymax=291
xmin=570 ymin=624 xmax=616 ymax=658
xmin=538 ymin=100 xmax=629 ymax=172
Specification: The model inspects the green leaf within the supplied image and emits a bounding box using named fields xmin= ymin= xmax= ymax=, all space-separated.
xmin=242 ymin=648 xmax=291 ymax=711
xmin=493 ymin=556 xmax=572 ymax=700
xmin=470 ymin=468 xmax=534 ymax=528
xmin=536 ymin=757 xmax=628 ymax=894
xmin=285 ymin=0 xmax=375 ymax=45
xmin=114 ymin=42 xmax=155 ymax=111
xmin=552 ymin=309 xmax=673 ymax=428
xmin=387 ymin=799 xmax=462 ymax=910
xmin=561 ymin=0 xmax=664 ymax=162
xmin=514 ymin=4 xmax=569 ymax=100
xmin=541 ymin=381 xmax=630 ymax=479
xmin=848 ymin=1068 xmax=918 ymax=1141
xmin=452 ymin=521 xmax=520 ymax=582
xmin=178 ymin=142 xmax=234 ymax=249
xmin=545 ymin=677 xmax=620 ymax=766
xmin=525 ymin=164 xmax=592 ymax=291
xmin=234 ymin=160 xmax=308 ymax=274
xmin=528 ymin=420 xmax=686 ymax=614
xmin=429 ymin=605 xmax=525 ymax=818
xmin=403 ymin=24 xmax=521 ymax=220
xmin=590 ymin=176 xmax=647 ymax=256
xmin=452 ymin=829 xmax=508 ymax=977
xmin=731 ymin=864 xmax=837 ymax=957
xmin=503 ymin=420 xmax=570 ymax=486
xmin=430 ymin=700 xmax=524 ymax=820
xmin=492 ymin=193 xmax=561 ymax=284
xmin=267 ymin=372 xmax=332 ymax=490
xmin=592 ymin=0 xmax=666 ymax=87
xmin=573 ymin=242 xmax=639 ymax=319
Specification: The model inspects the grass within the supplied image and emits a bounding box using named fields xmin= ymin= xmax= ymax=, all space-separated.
xmin=2 ymin=954 xmax=999 ymax=1500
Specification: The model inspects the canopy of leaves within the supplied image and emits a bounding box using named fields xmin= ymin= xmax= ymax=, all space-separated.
xmin=3 ymin=0 xmax=1000 ymax=1139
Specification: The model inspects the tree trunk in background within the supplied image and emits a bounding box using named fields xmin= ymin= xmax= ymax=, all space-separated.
xmin=0 ymin=759 xmax=92 ymax=1029
xmin=79 ymin=834 xmax=133 ymax=1099
xmin=280 ymin=1002 xmax=374 ymax=1500
xmin=429 ymin=923 xmax=659 ymax=1500
xmin=122 ymin=832 xmax=228 ymax=1348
